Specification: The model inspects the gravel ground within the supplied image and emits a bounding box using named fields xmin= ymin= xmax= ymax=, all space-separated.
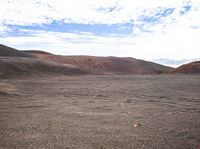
xmin=0 ymin=74 xmax=200 ymax=149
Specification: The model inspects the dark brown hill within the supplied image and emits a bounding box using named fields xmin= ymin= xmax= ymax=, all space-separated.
xmin=0 ymin=44 xmax=173 ymax=75
xmin=0 ymin=44 xmax=31 ymax=57
xmin=0 ymin=44 xmax=84 ymax=78
xmin=22 ymin=50 xmax=52 ymax=55
xmin=0 ymin=57 xmax=84 ymax=78
xmin=26 ymin=51 xmax=173 ymax=74
xmin=171 ymin=61 xmax=200 ymax=74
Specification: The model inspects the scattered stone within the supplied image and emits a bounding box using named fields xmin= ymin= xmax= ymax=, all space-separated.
xmin=133 ymin=123 xmax=142 ymax=128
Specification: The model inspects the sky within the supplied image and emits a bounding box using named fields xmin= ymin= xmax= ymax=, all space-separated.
xmin=0 ymin=0 xmax=200 ymax=60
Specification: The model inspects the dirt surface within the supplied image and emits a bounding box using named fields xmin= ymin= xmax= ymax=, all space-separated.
xmin=0 ymin=75 xmax=200 ymax=149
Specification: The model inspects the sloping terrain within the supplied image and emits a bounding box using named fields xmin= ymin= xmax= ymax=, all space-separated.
xmin=26 ymin=50 xmax=173 ymax=74
xmin=0 ymin=57 xmax=84 ymax=78
xmin=0 ymin=44 xmax=84 ymax=78
xmin=0 ymin=44 xmax=31 ymax=57
xmin=0 ymin=44 xmax=173 ymax=76
xmin=171 ymin=61 xmax=200 ymax=74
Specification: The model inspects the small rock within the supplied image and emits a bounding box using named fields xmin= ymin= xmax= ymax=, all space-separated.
xmin=133 ymin=123 xmax=141 ymax=128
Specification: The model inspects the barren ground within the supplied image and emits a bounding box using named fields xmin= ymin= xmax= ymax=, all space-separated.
xmin=0 ymin=75 xmax=200 ymax=149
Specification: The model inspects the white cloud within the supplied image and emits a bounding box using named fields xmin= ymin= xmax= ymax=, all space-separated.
xmin=0 ymin=24 xmax=9 ymax=33
xmin=0 ymin=0 xmax=198 ymax=25
xmin=1 ymin=23 xmax=200 ymax=60
xmin=0 ymin=30 xmax=134 ymax=56
xmin=0 ymin=0 xmax=200 ymax=60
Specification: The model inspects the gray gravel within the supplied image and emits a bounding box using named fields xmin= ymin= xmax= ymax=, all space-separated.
xmin=0 ymin=74 xmax=200 ymax=149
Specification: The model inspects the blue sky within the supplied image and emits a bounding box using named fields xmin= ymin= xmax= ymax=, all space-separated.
xmin=0 ymin=0 xmax=200 ymax=60
xmin=4 ymin=22 xmax=133 ymax=36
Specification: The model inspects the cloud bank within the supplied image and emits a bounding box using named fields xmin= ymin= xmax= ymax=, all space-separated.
xmin=0 ymin=0 xmax=200 ymax=60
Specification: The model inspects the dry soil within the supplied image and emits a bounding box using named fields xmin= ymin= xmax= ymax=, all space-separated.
xmin=0 ymin=75 xmax=200 ymax=149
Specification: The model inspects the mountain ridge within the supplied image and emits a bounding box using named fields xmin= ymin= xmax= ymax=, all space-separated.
xmin=0 ymin=44 xmax=85 ymax=78
xmin=25 ymin=50 xmax=173 ymax=74
xmin=0 ymin=44 xmax=174 ymax=77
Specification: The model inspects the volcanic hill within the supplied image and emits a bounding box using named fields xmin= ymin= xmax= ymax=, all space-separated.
xmin=0 ymin=44 xmax=174 ymax=77
xmin=171 ymin=61 xmax=200 ymax=74
xmin=0 ymin=44 xmax=84 ymax=78
xmin=25 ymin=50 xmax=173 ymax=74
xmin=0 ymin=44 xmax=31 ymax=57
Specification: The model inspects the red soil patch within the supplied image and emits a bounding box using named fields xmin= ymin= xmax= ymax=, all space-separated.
xmin=171 ymin=61 xmax=200 ymax=74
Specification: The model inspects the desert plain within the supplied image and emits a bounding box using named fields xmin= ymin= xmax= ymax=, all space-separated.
xmin=0 ymin=74 xmax=200 ymax=149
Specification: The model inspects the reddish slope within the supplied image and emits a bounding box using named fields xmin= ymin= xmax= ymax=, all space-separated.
xmin=26 ymin=50 xmax=173 ymax=74
xmin=171 ymin=61 xmax=200 ymax=74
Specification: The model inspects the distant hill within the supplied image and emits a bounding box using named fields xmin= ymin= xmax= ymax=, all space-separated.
xmin=25 ymin=50 xmax=173 ymax=74
xmin=0 ymin=44 xmax=31 ymax=57
xmin=0 ymin=44 xmax=174 ymax=76
xmin=171 ymin=61 xmax=200 ymax=74
xmin=0 ymin=45 xmax=85 ymax=78
xmin=23 ymin=50 xmax=52 ymax=55
xmin=0 ymin=57 xmax=84 ymax=78
xmin=153 ymin=58 xmax=200 ymax=68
